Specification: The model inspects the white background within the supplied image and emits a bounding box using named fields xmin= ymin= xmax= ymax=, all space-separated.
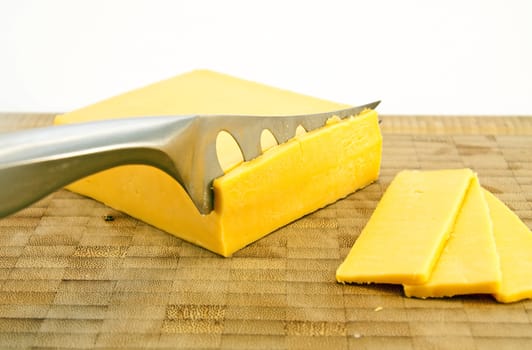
xmin=1 ymin=0 xmax=531 ymax=115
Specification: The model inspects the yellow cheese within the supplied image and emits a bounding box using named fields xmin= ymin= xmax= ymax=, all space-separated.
xmin=336 ymin=169 xmax=474 ymax=285
xmin=403 ymin=177 xmax=501 ymax=298
xmin=54 ymin=70 xmax=382 ymax=256
xmin=484 ymin=190 xmax=532 ymax=303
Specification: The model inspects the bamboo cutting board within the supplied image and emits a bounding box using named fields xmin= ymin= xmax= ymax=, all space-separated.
xmin=0 ymin=114 xmax=531 ymax=349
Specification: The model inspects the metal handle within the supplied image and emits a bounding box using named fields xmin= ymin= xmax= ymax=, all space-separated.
xmin=0 ymin=116 xmax=193 ymax=218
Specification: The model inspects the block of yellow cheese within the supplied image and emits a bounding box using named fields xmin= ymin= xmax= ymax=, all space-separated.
xmin=403 ymin=176 xmax=501 ymax=298
xmin=484 ymin=190 xmax=532 ymax=303
xmin=54 ymin=70 xmax=382 ymax=256
xmin=336 ymin=169 xmax=474 ymax=285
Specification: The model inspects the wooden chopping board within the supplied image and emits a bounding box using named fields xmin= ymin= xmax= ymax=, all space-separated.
xmin=0 ymin=113 xmax=531 ymax=349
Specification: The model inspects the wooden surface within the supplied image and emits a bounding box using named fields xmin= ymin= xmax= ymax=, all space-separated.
xmin=0 ymin=113 xmax=531 ymax=349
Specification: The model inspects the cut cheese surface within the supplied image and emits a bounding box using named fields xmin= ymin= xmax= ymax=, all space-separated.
xmin=336 ymin=169 xmax=474 ymax=285
xmin=403 ymin=177 xmax=501 ymax=298
xmin=54 ymin=70 xmax=382 ymax=256
xmin=484 ymin=190 xmax=532 ymax=303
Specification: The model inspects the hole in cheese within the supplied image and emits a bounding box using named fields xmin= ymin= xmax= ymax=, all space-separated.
xmin=216 ymin=130 xmax=244 ymax=172
xmin=260 ymin=129 xmax=278 ymax=152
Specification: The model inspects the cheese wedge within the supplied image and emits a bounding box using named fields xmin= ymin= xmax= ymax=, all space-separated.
xmin=336 ymin=169 xmax=474 ymax=285
xmin=54 ymin=70 xmax=382 ymax=256
xmin=403 ymin=177 xmax=501 ymax=298
xmin=484 ymin=190 xmax=532 ymax=303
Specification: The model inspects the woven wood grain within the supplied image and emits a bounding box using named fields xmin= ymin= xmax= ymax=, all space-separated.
xmin=0 ymin=114 xmax=531 ymax=349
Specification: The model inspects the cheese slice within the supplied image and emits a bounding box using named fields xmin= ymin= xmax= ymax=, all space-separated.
xmin=403 ymin=177 xmax=501 ymax=298
xmin=336 ymin=169 xmax=474 ymax=285
xmin=484 ymin=190 xmax=532 ymax=303
xmin=54 ymin=70 xmax=382 ymax=256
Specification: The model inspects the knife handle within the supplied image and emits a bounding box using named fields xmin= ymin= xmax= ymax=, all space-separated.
xmin=0 ymin=117 xmax=188 ymax=218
